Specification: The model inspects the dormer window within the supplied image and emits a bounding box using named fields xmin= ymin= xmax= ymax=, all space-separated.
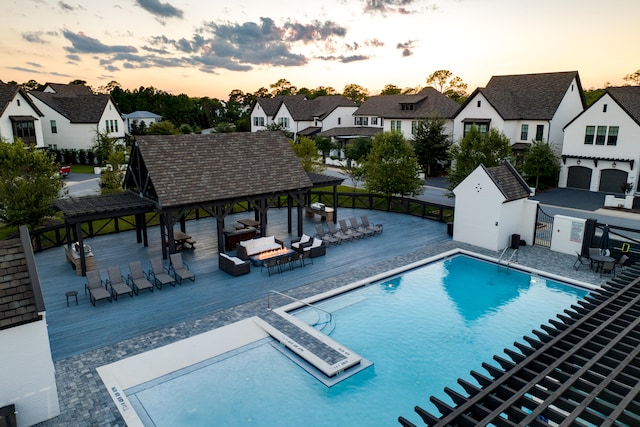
xmin=401 ymin=104 xmax=414 ymax=111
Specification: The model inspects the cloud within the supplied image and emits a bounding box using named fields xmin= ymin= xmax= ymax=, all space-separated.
xmin=397 ymin=40 xmax=417 ymax=56
xmin=62 ymin=30 xmax=138 ymax=54
xmin=363 ymin=0 xmax=418 ymax=14
xmin=26 ymin=62 xmax=42 ymax=68
xmin=135 ymin=0 xmax=183 ymax=19
xmin=316 ymin=54 xmax=370 ymax=63
xmin=7 ymin=66 xmax=41 ymax=74
xmin=22 ymin=31 xmax=58 ymax=44
xmin=58 ymin=1 xmax=74 ymax=11
xmin=66 ymin=54 xmax=81 ymax=62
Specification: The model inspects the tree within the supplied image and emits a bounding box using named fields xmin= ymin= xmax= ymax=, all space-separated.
xmin=623 ymin=70 xmax=640 ymax=86
xmin=522 ymin=140 xmax=561 ymax=189
xmin=0 ymin=139 xmax=64 ymax=228
xmin=426 ymin=70 xmax=468 ymax=101
xmin=342 ymin=84 xmax=369 ymax=104
xmin=99 ymin=147 xmax=126 ymax=195
xmin=146 ymin=121 xmax=179 ymax=135
xmin=314 ymin=136 xmax=336 ymax=160
xmin=363 ymin=131 xmax=422 ymax=197
xmin=92 ymin=128 xmax=119 ymax=165
xmin=344 ymin=137 xmax=373 ymax=165
xmin=379 ymin=84 xmax=402 ymax=95
xmin=446 ymin=127 xmax=512 ymax=191
xmin=289 ymin=136 xmax=325 ymax=173
xmin=411 ymin=116 xmax=451 ymax=177
xmin=270 ymin=79 xmax=297 ymax=96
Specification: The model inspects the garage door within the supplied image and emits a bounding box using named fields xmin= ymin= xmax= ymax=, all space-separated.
xmin=599 ymin=169 xmax=628 ymax=193
xmin=567 ymin=166 xmax=592 ymax=189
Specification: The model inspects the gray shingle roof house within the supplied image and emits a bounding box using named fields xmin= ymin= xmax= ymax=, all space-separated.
xmin=453 ymin=71 xmax=586 ymax=151
xmin=0 ymin=81 xmax=45 ymax=147
xmin=28 ymin=83 xmax=125 ymax=150
xmin=0 ymin=226 xmax=59 ymax=426
xmin=559 ymin=86 xmax=640 ymax=193
xmin=121 ymin=110 xmax=162 ymax=134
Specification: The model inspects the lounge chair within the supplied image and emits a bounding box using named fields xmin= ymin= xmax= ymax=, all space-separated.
xmin=349 ymin=217 xmax=374 ymax=237
xmin=360 ymin=215 xmax=383 ymax=234
xmin=107 ymin=266 xmax=134 ymax=300
xmin=327 ymin=221 xmax=353 ymax=243
xmin=149 ymin=257 xmax=176 ymax=289
xmin=128 ymin=261 xmax=154 ymax=294
xmin=573 ymin=252 xmax=589 ymax=271
xmin=339 ymin=219 xmax=363 ymax=239
xmin=315 ymin=224 xmax=340 ymax=245
xmin=170 ymin=253 xmax=195 ymax=284
xmin=84 ymin=270 xmax=112 ymax=306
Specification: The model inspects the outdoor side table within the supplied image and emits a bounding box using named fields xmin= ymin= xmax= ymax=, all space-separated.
xmin=66 ymin=290 xmax=78 ymax=306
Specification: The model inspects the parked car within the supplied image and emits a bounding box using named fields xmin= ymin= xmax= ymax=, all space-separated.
xmin=59 ymin=165 xmax=71 ymax=177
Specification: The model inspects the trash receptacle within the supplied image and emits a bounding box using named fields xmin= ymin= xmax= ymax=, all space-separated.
xmin=511 ymin=233 xmax=520 ymax=250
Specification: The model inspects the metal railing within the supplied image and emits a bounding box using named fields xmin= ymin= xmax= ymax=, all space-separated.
xmin=267 ymin=290 xmax=333 ymax=328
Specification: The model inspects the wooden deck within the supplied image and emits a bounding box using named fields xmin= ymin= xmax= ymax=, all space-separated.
xmin=34 ymin=208 xmax=449 ymax=360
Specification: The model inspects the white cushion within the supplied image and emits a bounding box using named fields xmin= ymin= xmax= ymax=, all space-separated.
xmin=231 ymin=257 xmax=245 ymax=265
xmin=220 ymin=253 xmax=231 ymax=260
xmin=311 ymin=238 xmax=322 ymax=248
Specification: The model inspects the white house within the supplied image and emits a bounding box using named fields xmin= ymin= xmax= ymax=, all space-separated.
xmin=0 ymin=226 xmax=60 ymax=426
xmin=0 ymin=81 xmax=45 ymax=148
xmin=28 ymin=83 xmax=125 ymax=150
xmin=250 ymin=95 xmax=357 ymax=139
xmin=452 ymin=71 xmax=586 ymax=153
xmin=122 ymin=110 xmax=162 ymax=134
xmin=352 ymin=87 xmax=460 ymax=141
xmin=453 ymin=160 xmax=538 ymax=251
xmin=559 ymin=86 xmax=640 ymax=194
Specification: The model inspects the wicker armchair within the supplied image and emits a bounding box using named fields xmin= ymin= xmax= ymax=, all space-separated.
xmin=219 ymin=253 xmax=251 ymax=276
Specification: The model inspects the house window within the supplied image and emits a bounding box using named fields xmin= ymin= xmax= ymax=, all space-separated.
xmin=411 ymin=121 xmax=418 ymax=135
xmin=463 ymin=122 xmax=489 ymax=137
xmin=338 ymin=118 xmax=341 ymax=125
xmin=13 ymin=119 xmax=36 ymax=145
xmin=520 ymin=124 xmax=528 ymax=141
xmin=371 ymin=117 xmax=378 ymax=125
xmin=535 ymin=125 xmax=544 ymax=141
xmin=584 ymin=126 xmax=595 ymax=144
xmin=16 ymin=99 xmax=20 ymax=107
xmin=50 ymin=120 xmax=57 ymax=133
xmin=391 ymin=120 xmax=402 ymax=131
xmin=401 ymin=104 xmax=414 ymax=111
xmin=607 ymin=126 xmax=619 ymax=146
xmin=114 ymin=120 xmax=118 ymax=132
xmin=477 ymin=100 xmax=481 ymax=107
xmin=355 ymin=117 xmax=368 ymax=126
xmin=596 ymin=126 xmax=607 ymax=145
xmin=277 ymin=117 xmax=289 ymax=128
xmin=603 ymin=104 xmax=608 ymax=112
xmin=253 ymin=117 xmax=265 ymax=127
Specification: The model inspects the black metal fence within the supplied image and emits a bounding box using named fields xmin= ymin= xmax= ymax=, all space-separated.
xmin=533 ymin=206 xmax=554 ymax=248
xmin=28 ymin=192 xmax=454 ymax=252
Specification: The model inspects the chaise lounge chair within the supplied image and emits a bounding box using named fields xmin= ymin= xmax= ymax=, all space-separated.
xmin=107 ymin=265 xmax=134 ymax=301
xmin=315 ymin=224 xmax=340 ymax=245
xmin=128 ymin=261 xmax=154 ymax=294
xmin=84 ymin=270 xmax=112 ymax=306
xmin=170 ymin=253 xmax=195 ymax=284
xmin=349 ymin=217 xmax=374 ymax=237
xmin=327 ymin=221 xmax=353 ymax=243
xmin=339 ymin=219 xmax=363 ymax=239
xmin=149 ymin=257 xmax=176 ymax=290
xmin=360 ymin=215 xmax=383 ymax=234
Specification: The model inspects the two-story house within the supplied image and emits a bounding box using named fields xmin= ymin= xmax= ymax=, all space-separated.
xmin=122 ymin=110 xmax=162 ymax=134
xmin=352 ymin=87 xmax=460 ymax=141
xmin=0 ymin=81 xmax=45 ymax=147
xmin=559 ymin=86 xmax=640 ymax=194
xmin=453 ymin=71 xmax=586 ymax=153
xmin=28 ymin=83 xmax=125 ymax=150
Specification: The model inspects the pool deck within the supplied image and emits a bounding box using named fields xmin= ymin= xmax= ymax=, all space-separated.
xmin=33 ymin=208 xmax=609 ymax=426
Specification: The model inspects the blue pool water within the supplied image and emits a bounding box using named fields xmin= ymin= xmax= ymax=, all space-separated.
xmin=126 ymin=255 xmax=589 ymax=426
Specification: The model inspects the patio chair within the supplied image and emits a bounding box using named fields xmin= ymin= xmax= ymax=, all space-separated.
xmin=127 ymin=261 xmax=154 ymax=295
xmin=573 ymin=252 xmax=589 ymax=271
xmin=262 ymin=257 xmax=280 ymax=276
xmin=169 ymin=253 xmax=195 ymax=284
xmin=360 ymin=215 xmax=383 ymax=234
xmin=327 ymin=221 xmax=353 ymax=243
xmin=339 ymin=219 xmax=363 ymax=239
xmin=349 ymin=217 xmax=374 ymax=237
xmin=315 ymin=224 xmax=340 ymax=246
xmin=588 ymin=247 xmax=601 ymax=269
xmin=600 ymin=260 xmax=616 ymax=278
xmin=84 ymin=270 xmax=112 ymax=306
xmin=107 ymin=266 xmax=134 ymax=301
xmin=149 ymin=257 xmax=176 ymax=290
xmin=278 ymin=254 xmax=292 ymax=272
xmin=290 ymin=251 xmax=304 ymax=269
xmin=617 ymin=254 xmax=629 ymax=272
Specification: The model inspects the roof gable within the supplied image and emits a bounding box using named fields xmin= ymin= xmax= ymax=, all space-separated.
xmin=480 ymin=71 xmax=583 ymax=120
xmin=126 ymin=132 xmax=312 ymax=208
xmin=354 ymin=87 xmax=460 ymax=119
xmin=282 ymin=96 xmax=357 ymax=121
xmin=605 ymin=86 xmax=640 ymax=125
xmin=29 ymin=90 xmax=113 ymax=123
xmin=254 ymin=95 xmax=307 ymax=117
xmin=0 ymin=81 xmax=44 ymax=118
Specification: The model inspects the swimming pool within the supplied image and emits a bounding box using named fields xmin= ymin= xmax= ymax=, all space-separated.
xmin=106 ymin=253 xmax=590 ymax=426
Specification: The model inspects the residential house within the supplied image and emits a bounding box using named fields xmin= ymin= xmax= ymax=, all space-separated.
xmin=122 ymin=110 xmax=162 ymax=134
xmin=559 ymin=86 xmax=640 ymax=194
xmin=28 ymin=83 xmax=125 ymax=150
xmin=0 ymin=81 xmax=45 ymax=147
xmin=352 ymin=87 xmax=460 ymax=141
xmin=0 ymin=226 xmax=59 ymax=426
xmin=250 ymin=95 xmax=357 ymax=139
xmin=452 ymin=71 xmax=586 ymax=153
xmin=452 ymin=160 xmax=537 ymax=251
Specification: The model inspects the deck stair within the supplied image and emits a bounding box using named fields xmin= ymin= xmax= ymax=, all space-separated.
xmin=254 ymin=309 xmax=364 ymax=381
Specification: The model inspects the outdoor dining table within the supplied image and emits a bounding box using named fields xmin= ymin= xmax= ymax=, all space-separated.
xmin=590 ymin=253 xmax=614 ymax=272
xmin=237 ymin=218 xmax=260 ymax=228
xmin=172 ymin=230 xmax=195 ymax=251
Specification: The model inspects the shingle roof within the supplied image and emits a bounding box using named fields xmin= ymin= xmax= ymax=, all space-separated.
xmin=122 ymin=111 xmax=162 ymax=119
xmin=53 ymin=192 xmax=155 ymax=222
xmin=353 ymin=87 xmax=460 ymax=119
xmin=282 ymin=96 xmax=357 ymax=121
xmin=479 ymin=71 xmax=584 ymax=120
xmin=318 ymin=126 xmax=383 ymax=138
xmin=256 ymin=95 xmax=307 ymax=117
xmin=606 ymin=86 xmax=640 ymax=125
xmin=129 ymin=132 xmax=312 ymax=208
xmin=0 ymin=81 xmax=43 ymax=118
xmin=29 ymin=90 xmax=112 ymax=123
xmin=0 ymin=226 xmax=44 ymax=331
xmin=484 ymin=160 xmax=531 ymax=202
xmin=44 ymin=82 xmax=94 ymax=96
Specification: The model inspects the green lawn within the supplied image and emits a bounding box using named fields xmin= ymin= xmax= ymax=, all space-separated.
xmin=68 ymin=164 xmax=95 ymax=174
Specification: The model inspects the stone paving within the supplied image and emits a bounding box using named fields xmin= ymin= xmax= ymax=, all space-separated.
xmin=35 ymin=240 xmax=610 ymax=426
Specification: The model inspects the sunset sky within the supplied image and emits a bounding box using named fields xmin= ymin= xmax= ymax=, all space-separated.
xmin=3 ymin=0 xmax=639 ymax=99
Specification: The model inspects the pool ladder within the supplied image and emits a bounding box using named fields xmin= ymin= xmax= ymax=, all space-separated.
xmin=498 ymin=247 xmax=518 ymax=273
xmin=267 ymin=290 xmax=335 ymax=334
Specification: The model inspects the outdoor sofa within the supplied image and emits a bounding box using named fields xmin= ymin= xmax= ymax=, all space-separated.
xmin=236 ymin=236 xmax=284 ymax=260
xmin=219 ymin=253 xmax=251 ymax=276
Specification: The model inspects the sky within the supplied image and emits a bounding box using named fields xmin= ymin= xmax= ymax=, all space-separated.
xmin=2 ymin=0 xmax=639 ymax=99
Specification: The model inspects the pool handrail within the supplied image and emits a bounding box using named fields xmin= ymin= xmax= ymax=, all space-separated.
xmin=267 ymin=289 xmax=334 ymax=326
